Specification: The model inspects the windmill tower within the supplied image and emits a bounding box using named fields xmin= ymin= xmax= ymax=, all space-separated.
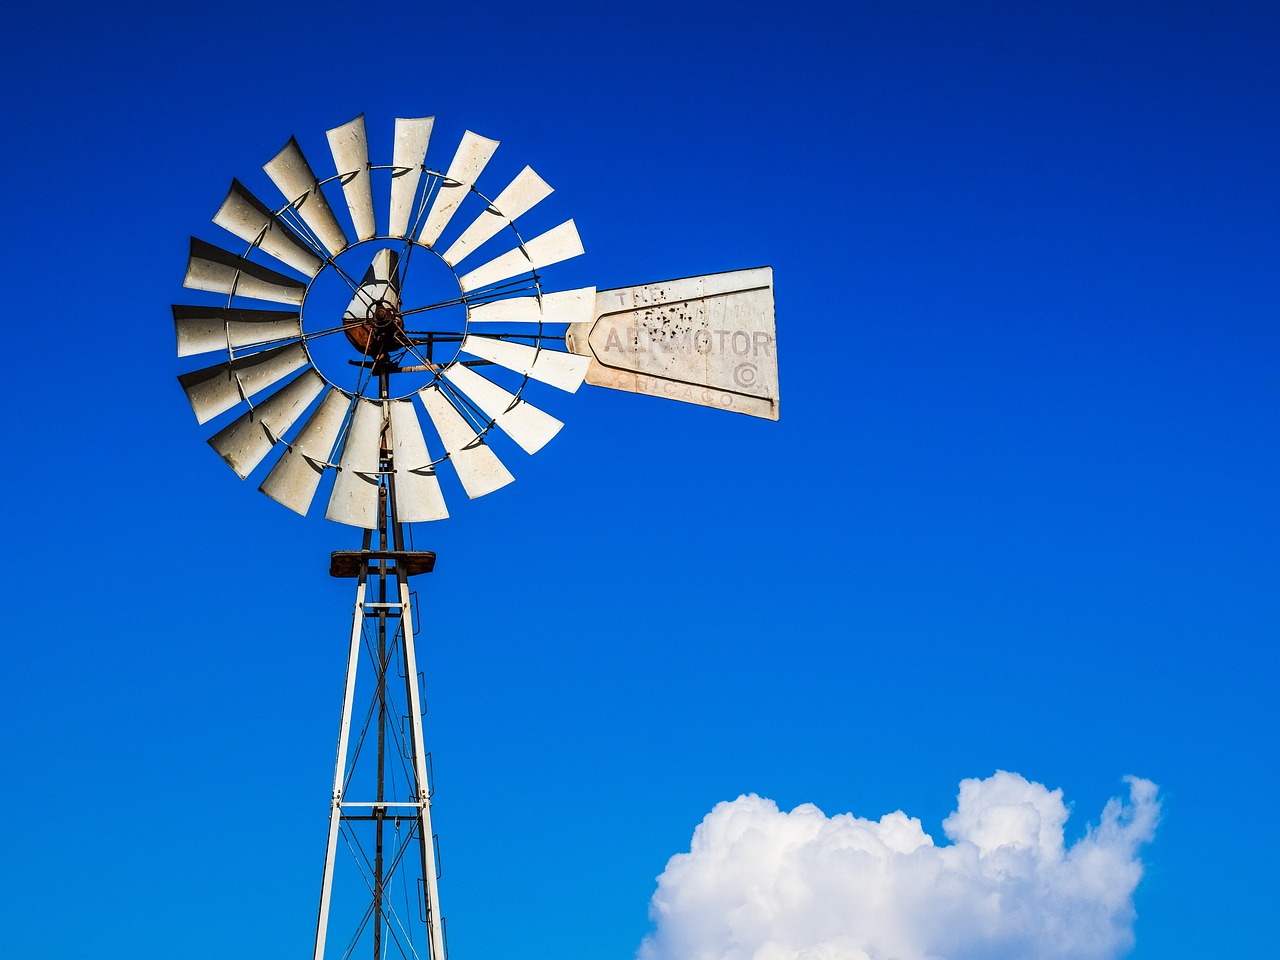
xmin=174 ymin=114 xmax=779 ymax=960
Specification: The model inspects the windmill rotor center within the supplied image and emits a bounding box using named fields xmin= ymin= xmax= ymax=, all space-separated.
xmin=343 ymin=295 xmax=406 ymax=358
xmin=297 ymin=239 xmax=471 ymax=392
xmin=370 ymin=299 xmax=399 ymax=327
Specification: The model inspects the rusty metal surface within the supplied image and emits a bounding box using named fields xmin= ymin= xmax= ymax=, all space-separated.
xmin=326 ymin=114 xmax=376 ymax=243
xmin=341 ymin=248 xmax=403 ymax=357
xmin=329 ymin=550 xmax=436 ymax=578
xmin=263 ymin=136 xmax=349 ymax=256
xmin=208 ymin=367 xmax=325 ymax=478
xmin=565 ymin=266 xmax=779 ymax=420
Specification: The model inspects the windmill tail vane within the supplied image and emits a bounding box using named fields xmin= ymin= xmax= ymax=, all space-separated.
xmin=174 ymin=112 xmax=779 ymax=960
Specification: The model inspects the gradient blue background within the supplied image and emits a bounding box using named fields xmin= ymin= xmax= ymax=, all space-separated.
xmin=1 ymin=1 xmax=1276 ymax=957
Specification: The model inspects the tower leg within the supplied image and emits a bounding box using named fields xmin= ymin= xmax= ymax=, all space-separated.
xmin=314 ymin=535 xmax=372 ymax=960
xmin=398 ymin=565 xmax=446 ymax=960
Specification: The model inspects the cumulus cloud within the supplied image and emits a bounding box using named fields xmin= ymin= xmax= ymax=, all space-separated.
xmin=639 ymin=772 xmax=1159 ymax=960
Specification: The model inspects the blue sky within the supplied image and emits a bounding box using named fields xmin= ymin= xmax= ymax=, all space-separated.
xmin=1 ymin=1 xmax=1277 ymax=958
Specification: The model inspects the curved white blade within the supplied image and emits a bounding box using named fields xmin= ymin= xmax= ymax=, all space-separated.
xmin=208 ymin=368 xmax=326 ymax=478
xmin=343 ymin=248 xmax=400 ymax=322
xmin=417 ymin=131 xmax=499 ymax=247
xmin=441 ymin=363 xmax=563 ymax=454
xmin=184 ymin=239 xmax=306 ymax=306
xmin=213 ymin=180 xmax=324 ymax=277
xmin=417 ymin=384 xmax=514 ymax=499
xmin=389 ymin=117 xmax=434 ymax=239
xmin=439 ymin=166 xmax=553 ymax=267
xmin=459 ymin=335 xmax=589 ymax=393
xmin=264 ymin=136 xmax=349 ymax=257
xmin=173 ymin=305 xmax=301 ymax=358
xmin=259 ymin=388 xmax=349 ymax=515
xmin=390 ymin=400 xmax=448 ymax=522
xmin=467 ymin=287 xmax=596 ymax=325
xmin=178 ymin=343 xmax=310 ymax=425
xmin=457 ymin=220 xmax=583 ymax=293
xmin=326 ymin=398 xmax=384 ymax=527
xmin=327 ymin=115 xmax=376 ymax=243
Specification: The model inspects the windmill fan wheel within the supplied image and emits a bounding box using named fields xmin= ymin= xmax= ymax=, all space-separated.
xmin=173 ymin=114 xmax=595 ymax=528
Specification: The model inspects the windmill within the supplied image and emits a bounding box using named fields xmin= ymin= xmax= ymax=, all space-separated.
xmin=174 ymin=114 xmax=779 ymax=960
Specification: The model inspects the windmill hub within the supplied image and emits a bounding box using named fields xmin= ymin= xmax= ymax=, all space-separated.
xmin=343 ymin=295 xmax=406 ymax=358
xmin=370 ymin=300 xmax=399 ymax=327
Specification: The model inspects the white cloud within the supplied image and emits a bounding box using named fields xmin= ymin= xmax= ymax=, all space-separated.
xmin=639 ymin=772 xmax=1159 ymax=960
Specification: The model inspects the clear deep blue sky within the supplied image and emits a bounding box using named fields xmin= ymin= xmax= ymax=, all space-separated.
xmin=1 ymin=1 xmax=1277 ymax=957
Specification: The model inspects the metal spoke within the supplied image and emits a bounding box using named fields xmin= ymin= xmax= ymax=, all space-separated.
xmin=396 ymin=235 xmax=419 ymax=294
xmin=439 ymin=375 xmax=489 ymax=434
xmin=390 ymin=331 xmax=435 ymax=371
xmin=276 ymin=204 xmax=330 ymax=261
xmin=399 ymin=278 xmax=535 ymax=318
xmin=348 ymin=361 xmax=375 ymax=407
xmin=225 ymin=321 xmax=360 ymax=358
xmin=341 ymin=822 xmax=377 ymax=884
xmin=402 ymin=330 xmax=546 ymax=341
xmin=392 ymin=343 xmax=434 ymax=372
xmin=407 ymin=171 xmax=445 ymax=244
xmin=398 ymin=299 xmax=469 ymax=317
xmin=302 ymin=322 xmax=361 ymax=343
xmin=328 ymin=256 xmax=364 ymax=296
